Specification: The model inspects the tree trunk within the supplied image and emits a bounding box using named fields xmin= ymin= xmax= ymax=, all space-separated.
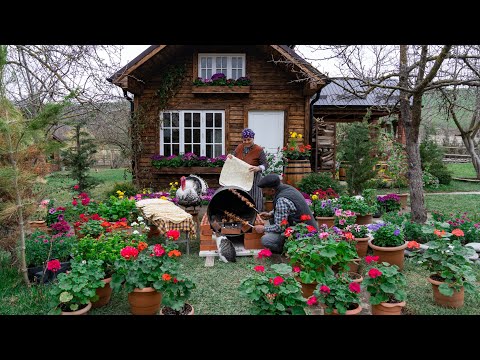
xmin=463 ymin=135 xmax=480 ymax=179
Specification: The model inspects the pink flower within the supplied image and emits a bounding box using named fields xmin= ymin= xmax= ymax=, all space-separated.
xmin=73 ymin=184 xmax=79 ymax=190
xmin=284 ymin=228 xmax=294 ymax=237
xmin=257 ymin=248 xmax=272 ymax=259
xmin=368 ymin=268 xmax=383 ymax=278
xmin=166 ymin=229 xmax=180 ymax=241
xmin=254 ymin=265 xmax=265 ymax=272
xmin=72 ymin=199 xmax=78 ymax=206
xmin=365 ymin=255 xmax=379 ymax=264
xmin=293 ymin=266 xmax=301 ymax=273
xmin=153 ymin=244 xmax=165 ymax=256
xmin=272 ymin=276 xmax=284 ymax=286
xmin=319 ymin=232 xmax=329 ymax=239
xmin=319 ymin=285 xmax=330 ymax=294
xmin=307 ymin=296 xmax=318 ymax=306
xmin=349 ymin=282 xmax=361 ymax=293
xmin=81 ymin=197 xmax=90 ymax=206
xmin=47 ymin=259 xmax=61 ymax=272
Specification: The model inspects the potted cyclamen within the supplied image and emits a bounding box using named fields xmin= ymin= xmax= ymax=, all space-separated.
xmin=368 ymin=222 xmax=408 ymax=270
xmin=362 ymin=256 xmax=407 ymax=315
xmin=409 ymin=227 xmax=478 ymax=308
xmin=239 ymin=263 xmax=307 ymax=315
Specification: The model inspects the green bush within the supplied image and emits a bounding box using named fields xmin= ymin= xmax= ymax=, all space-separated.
xmin=420 ymin=138 xmax=452 ymax=185
xmin=296 ymin=172 xmax=343 ymax=195
xmin=104 ymin=181 xmax=138 ymax=198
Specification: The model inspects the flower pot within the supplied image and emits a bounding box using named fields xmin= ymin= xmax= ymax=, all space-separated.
xmin=355 ymin=214 xmax=373 ymax=225
xmin=264 ymin=200 xmax=274 ymax=212
xmin=371 ymin=301 xmax=406 ymax=315
xmin=368 ymin=239 xmax=408 ymax=270
xmin=283 ymin=159 xmax=311 ymax=187
xmin=316 ymin=216 xmax=335 ymax=228
xmin=346 ymin=271 xmax=363 ymax=283
xmin=298 ymin=280 xmax=318 ymax=300
xmin=396 ymin=193 xmax=408 ymax=209
xmin=353 ymin=236 xmax=370 ymax=258
xmin=324 ymin=303 xmax=362 ymax=315
xmin=28 ymin=220 xmax=49 ymax=233
xmin=61 ymin=301 xmax=92 ymax=315
xmin=91 ymin=277 xmax=113 ymax=309
xmin=127 ymin=287 xmax=162 ymax=315
xmin=427 ymin=275 xmax=464 ymax=308
xmin=160 ymin=303 xmax=195 ymax=315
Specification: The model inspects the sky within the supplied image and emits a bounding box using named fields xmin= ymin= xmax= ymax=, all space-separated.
xmin=120 ymin=45 xmax=343 ymax=77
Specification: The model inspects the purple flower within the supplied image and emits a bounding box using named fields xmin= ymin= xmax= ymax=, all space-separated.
xmin=48 ymin=208 xmax=56 ymax=214
xmin=211 ymin=73 xmax=226 ymax=81
xmin=394 ymin=229 xmax=400 ymax=236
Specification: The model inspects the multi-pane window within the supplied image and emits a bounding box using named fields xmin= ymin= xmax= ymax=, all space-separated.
xmin=198 ymin=53 xmax=245 ymax=80
xmin=160 ymin=110 xmax=225 ymax=157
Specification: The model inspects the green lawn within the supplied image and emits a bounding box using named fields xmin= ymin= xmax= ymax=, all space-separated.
xmin=447 ymin=163 xmax=477 ymax=178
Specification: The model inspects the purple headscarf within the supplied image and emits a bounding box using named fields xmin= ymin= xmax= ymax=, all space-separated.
xmin=242 ymin=128 xmax=255 ymax=139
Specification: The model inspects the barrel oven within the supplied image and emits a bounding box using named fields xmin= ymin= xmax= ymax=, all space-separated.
xmin=199 ymin=186 xmax=264 ymax=253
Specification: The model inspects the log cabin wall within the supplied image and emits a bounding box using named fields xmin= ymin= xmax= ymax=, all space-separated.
xmin=132 ymin=45 xmax=311 ymax=190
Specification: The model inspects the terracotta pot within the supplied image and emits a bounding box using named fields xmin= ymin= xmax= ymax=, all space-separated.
xmin=325 ymin=303 xmax=362 ymax=315
xmin=298 ymin=280 xmax=318 ymax=299
xmin=160 ymin=303 xmax=195 ymax=315
xmin=368 ymin=239 xmax=408 ymax=270
xmin=29 ymin=220 xmax=49 ymax=233
xmin=128 ymin=287 xmax=162 ymax=315
xmin=346 ymin=271 xmax=363 ymax=283
xmin=61 ymin=301 xmax=92 ymax=315
xmin=264 ymin=200 xmax=274 ymax=212
xmin=91 ymin=277 xmax=113 ymax=309
xmin=353 ymin=236 xmax=370 ymax=258
xmin=347 ymin=259 xmax=361 ymax=274
xmin=396 ymin=193 xmax=408 ymax=209
xmin=371 ymin=301 xmax=406 ymax=315
xmin=316 ymin=216 xmax=335 ymax=228
xmin=355 ymin=214 xmax=373 ymax=225
xmin=427 ymin=276 xmax=464 ymax=308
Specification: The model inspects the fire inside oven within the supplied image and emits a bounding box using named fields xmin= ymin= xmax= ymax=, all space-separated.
xmin=207 ymin=186 xmax=257 ymax=236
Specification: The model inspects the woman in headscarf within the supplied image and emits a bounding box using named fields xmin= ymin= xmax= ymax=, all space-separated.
xmin=227 ymin=128 xmax=268 ymax=211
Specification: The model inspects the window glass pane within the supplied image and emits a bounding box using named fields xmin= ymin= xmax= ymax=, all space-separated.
xmin=172 ymin=129 xmax=179 ymax=142
xmin=185 ymin=144 xmax=192 ymax=153
xmin=193 ymin=129 xmax=200 ymax=142
xmin=172 ymin=113 xmax=179 ymax=127
xmin=193 ymin=144 xmax=200 ymax=155
xmin=206 ymin=69 xmax=212 ymax=79
xmin=214 ymin=113 xmax=222 ymax=127
xmin=163 ymin=129 xmax=171 ymax=142
xmin=206 ymin=113 xmax=213 ymax=127
xmin=164 ymin=144 xmax=170 ymax=155
xmin=201 ymin=57 xmax=206 ymax=67
xmin=193 ymin=113 xmax=201 ymax=127
xmin=215 ymin=145 xmax=222 ymax=156
xmin=173 ymin=144 xmax=179 ymax=155
xmin=215 ymin=129 xmax=222 ymax=143
xmin=206 ymin=145 xmax=213 ymax=158
xmin=184 ymin=113 xmax=191 ymax=127
xmin=232 ymin=57 xmax=237 ymax=67
xmin=206 ymin=129 xmax=212 ymax=143
xmin=237 ymin=57 xmax=243 ymax=67
xmin=232 ymin=69 xmax=238 ymax=79
xmin=185 ymin=129 xmax=192 ymax=142
xmin=162 ymin=113 xmax=171 ymax=127
xmin=201 ymin=69 xmax=207 ymax=79
xmin=207 ymin=58 xmax=212 ymax=67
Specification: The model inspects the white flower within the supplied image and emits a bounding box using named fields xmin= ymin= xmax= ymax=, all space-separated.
xmin=144 ymin=226 xmax=150 ymax=231
xmin=132 ymin=230 xmax=140 ymax=235
xmin=130 ymin=222 xmax=138 ymax=226
xmin=82 ymin=260 xmax=86 ymax=264
xmin=137 ymin=216 xmax=144 ymax=222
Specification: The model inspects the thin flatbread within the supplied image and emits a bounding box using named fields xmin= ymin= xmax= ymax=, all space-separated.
xmin=219 ymin=155 xmax=254 ymax=191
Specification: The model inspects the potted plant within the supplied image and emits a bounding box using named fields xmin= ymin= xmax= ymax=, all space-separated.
xmin=49 ymin=259 xmax=106 ymax=315
xmin=377 ymin=193 xmax=401 ymax=214
xmin=337 ymin=195 xmax=377 ymax=224
xmin=362 ymin=255 xmax=407 ymax=315
xmin=342 ymin=224 xmax=370 ymax=258
xmin=309 ymin=273 xmax=363 ymax=315
xmin=239 ymin=263 xmax=307 ymax=315
xmin=111 ymin=238 xmax=184 ymax=315
xmin=409 ymin=227 xmax=478 ymax=308
xmin=25 ymin=230 xmax=76 ymax=283
xmin=158 ymin=269 xmax=196 ymax=315
xmin=28 ymin=199 xmax=50 ymax=231
xmin=368 ymin=222 xmax=408 ymax=270
xmin=281 ymin=132 xmax=312 ymax=186
xmin=383 ymin=137 xmax=409 ymax=208
xmin=310 ymin=188 xmax=339 ymax=228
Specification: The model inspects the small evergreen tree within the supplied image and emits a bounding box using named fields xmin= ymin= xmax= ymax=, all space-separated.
xmin=61 ymin=122 xmax=100 ymax=192
xmin=338 ymin=121 xmax=378 ymax=195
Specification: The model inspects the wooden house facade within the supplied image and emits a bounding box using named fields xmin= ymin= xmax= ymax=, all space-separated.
xmin=108 ymin=45 xmax=327 ymax=190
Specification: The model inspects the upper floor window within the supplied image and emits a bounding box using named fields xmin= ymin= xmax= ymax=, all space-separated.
xmin=198 ymin=53 xmax=245 ymax=80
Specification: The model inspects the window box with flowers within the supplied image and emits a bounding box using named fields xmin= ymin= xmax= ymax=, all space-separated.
xmin=192 ymin=73 xmax=251 ymax=94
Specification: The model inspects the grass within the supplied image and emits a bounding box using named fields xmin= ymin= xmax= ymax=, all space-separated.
xmin=447 ymin=163 xmax=477 ymax=178
xmin=425 ymin=194 xmax=480 ymax=217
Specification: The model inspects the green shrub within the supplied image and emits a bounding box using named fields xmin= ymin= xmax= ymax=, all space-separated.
xmin=104 ymin=181 xmax=138 ymax=198
xmin=296 ymin=172 xmax=343 ymax=195
xmin=420 ymin=138 xmax=452 ymax=185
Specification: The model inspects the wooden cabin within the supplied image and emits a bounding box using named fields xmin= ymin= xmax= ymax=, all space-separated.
xmin=108 ymin=45 xmax=328 ymax=190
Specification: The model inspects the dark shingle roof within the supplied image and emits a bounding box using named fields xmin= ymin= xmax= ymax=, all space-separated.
xmin=314 ymin=78 xmax=400 ymax=107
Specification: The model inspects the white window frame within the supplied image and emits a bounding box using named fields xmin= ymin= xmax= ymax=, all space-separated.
xmin=159 ymin=110 xmax=225 ymax=157
xmin=198 ymin=53 xmax=246 ymax=80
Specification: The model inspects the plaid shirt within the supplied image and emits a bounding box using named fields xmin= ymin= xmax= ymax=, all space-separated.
xmin=264 ymin=197 xmax=296 ymax=233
